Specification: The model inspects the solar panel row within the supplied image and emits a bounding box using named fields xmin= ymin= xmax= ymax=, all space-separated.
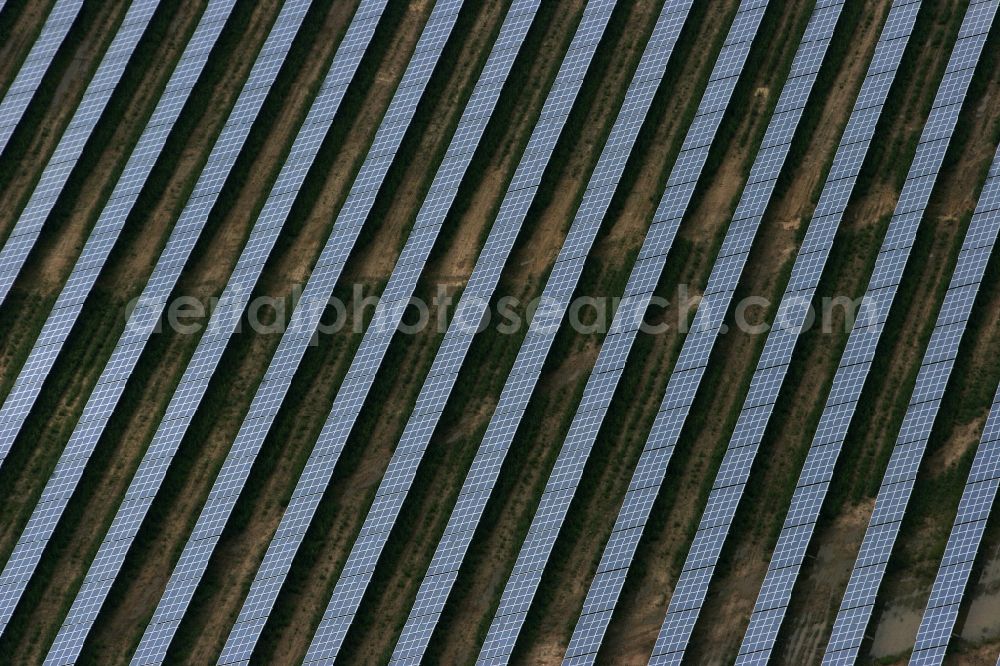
xmin=0 ymin=4 xmax=241 ymax=631
xmin=908 ymin=147 xmax=1000 ymax=666
xmin=590 ymin=0 xmax=919 ymax=663
xmin=712 ymin=1 xmax=997 ymax=663
xmin=825 ymin=12 xmax=1000 ymax=658
xmin=566 ymin=0 xmax=892 ymax=663
xmin=40 ymin=1 xmax=323 ymax=662
xmin=457 ymin=0 xmax=724 ymax=661
xmin=550 ymin=2 xmax=842 ymax=663
xmin=729 ymin=5 xmax=920 ymax=665
xmin=0 ymin=0 xmax=162 ymax=310
xmin=910 ymin=350 xmax=1000 ymax=666
xmin=0 ymin=0 xmax=84 ymax=155
xmin=383 ymin=1 xmax=622 ymax=662
xmin=204 ymin=2 xmax=544 ymax=664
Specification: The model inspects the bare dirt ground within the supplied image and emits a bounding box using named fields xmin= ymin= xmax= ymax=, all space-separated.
xmin=0 ymin=0 xmax=129 ymax=247
xmin=0 ymin=1 xmax=289 ymax=662
xmin=0 ymin=0 xmax=57 ymax=95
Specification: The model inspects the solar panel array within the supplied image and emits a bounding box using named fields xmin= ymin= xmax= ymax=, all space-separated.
xmin=3 ymin=0 xmax=999 ymax=660
xmin=0 ymin=0 xmax=175 ymax=636
xmin=384 ymin=1 xmax=622 ymax=661
xmin=907 ymin=149 xmax=1000 ymax=665
xmin=746 ymin=10 xmax=997 ymax=665
xmin=96 ymin=1 xmax=400 ymax=662
xmin=224 ymin=7 xmax=614 ymax=658
xmin=0 ymin=0 xmax=84 ymax=155
xmin=912 ymin=378 xmax=1000 ymax=664
xmin=727 ymin=5 xmax=918 ymax=665
xmin=613 ymin=1 xmax=919 ymax=663
xmin=513 ymin=1 xmax=842 ymax=662
xmin=0 ymin=0 xmax=162 ymax=310
xmin=40 ymin=1 xmax=321 ymax=661
xmin=568 ymin=1 xmax=839 ymax=660
xmin=0 ymin=3 xmax=241 ymax=616
xmin=825 ymin=19 xmax=1000 ymax=659
xmin=720 ymin=1 xmax=997 ymax=663
xmin=206 ymin=2 xmax=541 ymax=663
xmin=446 ymin=0 xmax=713 ymax=659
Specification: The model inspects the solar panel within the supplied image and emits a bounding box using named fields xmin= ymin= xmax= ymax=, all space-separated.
xmin=725 ymin=1 xmax=994 ymax=662
xmin=39 ymin=1 xmax=325 ymax=662
xmin=258 ymin=1 xmax=622 ymax=662
xmin=469 ymin=0 xmax=844 ymax=661
xmin=825 ymin=121 xmax=1000 ymax=666
xmin=576 ymin=0 xmax=919 ymax=662
xmin=0 ymin=0 xmax=162 ymax=310
xmin=0 ymin=0 xmax=84 ymax=156
xmin=0 ymin=7 xmax=243 ymax=631
xmin=308 ymin=2 xmax=704 ymax=662
xmin=911 ymin=371 xmax=1000 ymax=665
xmin=189 ymin=1 xmax=541 ymax=662
xmin=127 ymin=0 xmax=498 ymax=662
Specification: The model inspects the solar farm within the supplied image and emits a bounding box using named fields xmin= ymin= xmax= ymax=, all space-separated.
xmin=0 ymin=0 xmax=999 ymax=664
